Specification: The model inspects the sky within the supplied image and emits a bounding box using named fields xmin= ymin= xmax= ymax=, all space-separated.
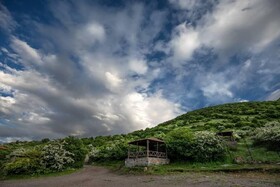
xmin=0 ymin=0 xmax=280 ymax=142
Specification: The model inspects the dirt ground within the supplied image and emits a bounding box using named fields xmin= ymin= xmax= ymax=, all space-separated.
xmin=1 ymin=166 xmax=279 ymax=187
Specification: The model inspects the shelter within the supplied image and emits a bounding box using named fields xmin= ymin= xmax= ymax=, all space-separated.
xmin=125 ymin=137 xmax=169 ymax=167
xmin=216 ymin=131 xmax=237 ymax=149
xmin=216 ymin=131 xmax=235 ymax=141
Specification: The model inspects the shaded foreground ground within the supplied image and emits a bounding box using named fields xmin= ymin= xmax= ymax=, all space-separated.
xmin=1 ymin=166 xmax=279 ymax=187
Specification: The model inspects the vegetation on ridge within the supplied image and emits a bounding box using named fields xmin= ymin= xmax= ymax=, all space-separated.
xmin=1 ymin=100 xmax=280 ymax=177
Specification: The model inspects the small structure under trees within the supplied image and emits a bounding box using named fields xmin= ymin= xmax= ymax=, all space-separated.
xmin=216 ymin=131 xmax=235 ymax=141
xmin=125 ymin=137 xmax=169 ymax=167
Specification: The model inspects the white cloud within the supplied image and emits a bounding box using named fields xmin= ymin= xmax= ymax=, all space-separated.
xmin=169 ymin=0 xmax=280 ymax=63
xmin=201 ymin=0 xmax=280 ymax=55
xmin=105 ymin=71 xmax=123 ymax=91
xmin=76 ymin=22 xmax=106 ymax=47
xmin=85 ymin=22 xmax=105 ymax=41
xmin=0 ymin=1 xmax=181 ymax=140
xmin=121 ymin=92 xmax=181 ymax=129
xmin=199 ymin=73 xmax=233 ymax=101
xmin=0 ymin=96 xmax=16 ymax=115
xmin=169 ymin=23 xmax=200 ymax=63
xmin=169 ymin=0 xmax=199 ymax=10
xmin=10 ymin=37 xmax=42 ymax=65
xmin=129 ymin=59 xmax=148 ymax=75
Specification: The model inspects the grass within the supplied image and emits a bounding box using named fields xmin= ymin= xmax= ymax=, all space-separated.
xmin=0 ymin=168 xmax=80 ymax=181
xmin=230 ymin=139 xmax=280 ymax=163
xmin=95 ymin=160 xmax=280 ymax=175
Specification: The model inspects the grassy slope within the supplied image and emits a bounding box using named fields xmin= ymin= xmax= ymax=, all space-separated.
xmin=130 ymin=100 xmax=280 ymax=138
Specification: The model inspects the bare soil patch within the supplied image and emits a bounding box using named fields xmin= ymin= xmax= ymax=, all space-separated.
xmin=0 ymin=166 xmax=279 ymax=187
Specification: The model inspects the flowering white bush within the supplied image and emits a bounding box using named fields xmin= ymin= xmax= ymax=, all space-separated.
xmin=191 ymin=131 xmax=226 ymax=162
xmin=253 ymin=122 xmax=280 ymax=151
xmin=88 ymin=144 xmax=100 ymax=157
xmin=41 ymin=141 xmax=74 ymax=171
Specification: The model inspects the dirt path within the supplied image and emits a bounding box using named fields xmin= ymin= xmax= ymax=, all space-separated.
xmin=1 ymin=166 xmax=279 ymax=187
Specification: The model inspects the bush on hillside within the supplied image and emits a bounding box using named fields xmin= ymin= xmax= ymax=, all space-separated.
xmin=165 ymin=128 xmax=193 ymax=160
xmin=191 ymin=131 xmax=226 ymax=162
xmin=3 ymin=147 xmax=42 ymax=175
xmin=165 ymin=129 xmax=226 ymax=162
xmin=4 ymin=157 xmax=41 ymax=175
xmin=63 ymin=136 xmax=88 ymax=168
xmin=41 ymin=141 xmax=74 ymax=171
xmin=253 ymin=122 xmax=280 ymax=151
xmin=88 ymin=140 xmax=128 ymax=162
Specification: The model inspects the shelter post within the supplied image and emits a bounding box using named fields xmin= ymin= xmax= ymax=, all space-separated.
xmin=156 ymin=142 xmax=159 ymax=158
xmin=146 ymin=139 xmax=149 ymax=157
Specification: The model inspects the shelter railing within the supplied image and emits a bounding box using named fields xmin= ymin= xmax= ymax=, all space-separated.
xmin=128 ymin=151 xmax=167 ymax=158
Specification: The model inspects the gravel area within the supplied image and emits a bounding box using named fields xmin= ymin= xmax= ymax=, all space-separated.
xmin=1 ymin=166 xmax=279 ymax=187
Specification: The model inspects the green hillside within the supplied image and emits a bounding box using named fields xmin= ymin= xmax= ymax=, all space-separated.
xmin=1 ymin=100 xmax=280 ymax=177
xmin=151 ymin=100 xmax=280 ymax=134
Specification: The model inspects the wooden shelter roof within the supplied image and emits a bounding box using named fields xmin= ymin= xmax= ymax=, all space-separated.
xmin=128 ymin=137 xmax=165 ymax=146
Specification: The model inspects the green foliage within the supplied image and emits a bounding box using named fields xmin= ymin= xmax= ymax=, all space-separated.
xmin=3 ymin=147 xmax=42 ymax=175
xmin=4 ymin=157 xmax=41 ymax=175
xmin=41 ymin=138 xmax=50 ymax=143
xmin=0 ymin=149 xmax=10 ymax=160
xmin=253 ymin=122 xmax=280 ymax=151
xmin=165 ymin=128 xmax=193 ymax=160
xmin=41 ymin=141 xmax=74 ymax=172
xmin=88 ymin=139 xmax=128 ymax=162
xmin=63 ymin=136 xmax=87 ymax=168
xmin=191 ymin=131 xmax=226 ymax=162
xmin=165 ymin=129 xmax=226 ymax=162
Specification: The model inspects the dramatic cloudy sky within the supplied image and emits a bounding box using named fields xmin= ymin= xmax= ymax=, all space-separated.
xmin=0 ymin=0 xmax=280 ymax=142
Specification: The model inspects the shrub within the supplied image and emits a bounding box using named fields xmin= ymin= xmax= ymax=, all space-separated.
xmin=89 ymin=140 xmax=128 ymax=162
xmin=41 ymin=141 xmax=74 ymax=171
xmin=235 ymin=121 xmax=253 ymax=128
xmin=63 ymin=136 xmax=87 ymax=168
xmin=165 ymin=128 xmax=194 ymax=160
xmin=87 ymin=145 xmax=100 ymax=163
xmin=4 ymin=157 xmax=41 ymax=175
xmin=3 ymin=147 xmax=42 ymax=175
xmin=191 ymin=131 xmax=226 ymax=162
xmin=165 ymin=129 xmax=226 ymax=162
xmin=41 ymin=138 xmax=50 ymax=143
xmin=253 ymin=122 xmax=280 ymax=151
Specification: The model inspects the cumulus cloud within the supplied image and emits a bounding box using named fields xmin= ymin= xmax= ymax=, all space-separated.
xmin=0 ymin=1 xmax=181 ymax=141
xmin=169 ymin=0 xmax=280 ymax=63
xmin=169 ymin=23 xmax=200 ymax=64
